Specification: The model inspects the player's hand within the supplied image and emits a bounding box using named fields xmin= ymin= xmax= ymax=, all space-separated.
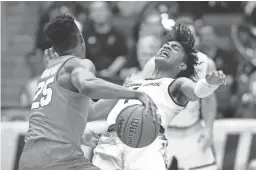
xmin=137 ymin=92 xmax=158 ymax=122
xmin=198 ymin=128 xmax=213 ymax=151
xmin=44 ymin=47 xmax=58 ymax=67
xmin=206 ymin=70 xmax=226 ymax=86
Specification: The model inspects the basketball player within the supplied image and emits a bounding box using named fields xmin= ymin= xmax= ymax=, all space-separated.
xmin=140 ymin=52 xmax=218 ymax=170
xmin=133 ymin=17 xmax=219 ymax=170
xmin=18 ymin=14 xmax=157 ymax=170
xmin=165 ymin=18 xmax=218 ymax=170
xmin=91 ymin=24 xmax=226 ymax=170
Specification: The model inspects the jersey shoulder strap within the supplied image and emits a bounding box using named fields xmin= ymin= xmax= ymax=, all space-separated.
xmin=55 ymin=56 xmax=77 ymax=80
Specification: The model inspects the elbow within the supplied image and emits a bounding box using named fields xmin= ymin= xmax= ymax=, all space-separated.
xmin=80 ymin=79 xmax=97 ymax=96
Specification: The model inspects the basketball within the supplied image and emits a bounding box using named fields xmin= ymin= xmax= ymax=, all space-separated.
xmin=115 ymin=104 xmax=160 ymax=148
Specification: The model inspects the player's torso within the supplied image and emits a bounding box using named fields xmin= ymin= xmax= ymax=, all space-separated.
xmin=26 ymin=57 xmax=89 ymax=146
xmin=169 ymin=51 xmax=209 ymax=127
xmin=107 ymin=78 xmax=185 ymax=129
xmin=169 ymin=101 xmax=201 ymax=126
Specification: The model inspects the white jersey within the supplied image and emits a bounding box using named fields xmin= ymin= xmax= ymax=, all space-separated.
xmin=107 ymin=78 xmax=185 ymax=129
xmin=169 ymin=51 xmax=209 ymax=127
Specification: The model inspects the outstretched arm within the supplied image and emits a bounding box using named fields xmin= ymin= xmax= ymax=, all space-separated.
xmin=198 ymin=58 xmax=218 ymax=150
xmin=171 ymin=70 xmax=226 ymax=103
xmin=202 ymin=58 xmax=217 ymax=130
xmin=71 ymin=59 xmax=157 ymax=117
xmin=71 ymin=62 xmax=142 ymax=100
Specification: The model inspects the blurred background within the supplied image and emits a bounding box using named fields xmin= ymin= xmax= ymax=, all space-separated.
xmin=1 ymin=1 xmax=256 ymax=170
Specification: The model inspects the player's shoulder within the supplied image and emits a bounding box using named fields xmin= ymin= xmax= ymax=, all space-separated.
xmin=63 ymin=57 xmax=95 ymax=74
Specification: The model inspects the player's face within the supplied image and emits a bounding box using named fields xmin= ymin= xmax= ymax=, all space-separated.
xmin=155 ymin=41 xmax=186 ymax=69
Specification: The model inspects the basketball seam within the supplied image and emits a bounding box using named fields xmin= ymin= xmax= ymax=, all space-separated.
xmin=136 ymin=107 xmax=144 ymax=148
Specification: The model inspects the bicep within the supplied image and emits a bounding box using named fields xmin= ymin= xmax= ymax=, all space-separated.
xmin=70 ymin=67 xmax=96 ymax=92
xmin=179 ymin=78 xmax=199 ymax=102
xmin=81 ymin=59 xmax=96 ymax=74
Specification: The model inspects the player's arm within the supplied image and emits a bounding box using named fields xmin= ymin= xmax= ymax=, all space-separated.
xmin=70 ymin=59 xmax=158 ymax=119
xmin=71 ymin=62 xmax=142 ymax=99
xmin=87 ymin=79 xmax=140 ymax=121
xmin=202 ymin=58 xmax=217 ymax=130
xmin=198 ymin=58 xmax=218 ymax=149
xmin=201 ymin=94 xmax=217 ymax=126
xmin=171 ymin=70 xmax=225 ymax=103
xmin=87 ymin=99 xmax=118 ymax=121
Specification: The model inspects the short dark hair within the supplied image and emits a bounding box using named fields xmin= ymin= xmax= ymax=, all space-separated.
xmin=165 ymin=23 xmax=198 ymax=80
xmin=44 ymin=14 xmax=80 ymax=54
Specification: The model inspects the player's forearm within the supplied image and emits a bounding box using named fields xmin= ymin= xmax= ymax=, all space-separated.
xmin=180 ymin=78 xmax=219 ymax=102
xmin=193 ymin=78 xmax=219 ymax=99
xmin=81 ymin=78 xmax=141 ymax=99
xmin=88 ymin=99 xmax=118 ymax=121
xmin=72 ymin=67 xmax=142 ymax=99
xmin=201 ymin=93 xmax=217 ymax=130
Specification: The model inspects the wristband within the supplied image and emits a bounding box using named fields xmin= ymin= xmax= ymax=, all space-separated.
xmin=194 ymin=78 xmax=219 ymax=98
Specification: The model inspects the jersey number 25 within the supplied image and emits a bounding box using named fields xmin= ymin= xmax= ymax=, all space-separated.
xmin=31 ymin=77 xmax=54 ymax=109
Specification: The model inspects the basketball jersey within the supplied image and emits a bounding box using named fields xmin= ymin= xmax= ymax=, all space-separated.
xmin=107 ymin=78 xmax=185 ymax=129
xmin=169 ymin=51 xmax=209 ymax=127
xmin=25 ymin=57 xmax=89 ymax=147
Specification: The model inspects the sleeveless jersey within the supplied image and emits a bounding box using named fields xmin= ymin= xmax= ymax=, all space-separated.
xmin=169 ymin=51 xmax=209 ymax=127
xmin=25 ymin=57 xmax=89 ymax=147
xmin=107 ymin=78 xmax=185 ymax=129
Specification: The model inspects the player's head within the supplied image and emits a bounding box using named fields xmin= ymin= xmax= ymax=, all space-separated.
xmin=44 ymin=14 xmax=85 ymax=58
xmin=155 ymin=23 xmax=198 ymax=79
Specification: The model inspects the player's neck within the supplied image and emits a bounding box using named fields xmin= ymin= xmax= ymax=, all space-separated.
xmin=152 ymin=68 xmax=177 ymax=79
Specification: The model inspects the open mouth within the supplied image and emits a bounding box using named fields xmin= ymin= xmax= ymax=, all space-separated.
xmin=161 ymin=50 xmax=169 ymax=58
